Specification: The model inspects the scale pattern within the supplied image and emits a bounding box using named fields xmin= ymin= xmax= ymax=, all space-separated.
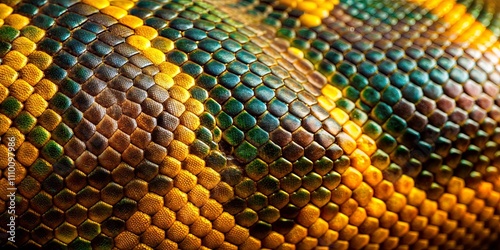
xmin=0 ymin=0 xmax=500 ymax=249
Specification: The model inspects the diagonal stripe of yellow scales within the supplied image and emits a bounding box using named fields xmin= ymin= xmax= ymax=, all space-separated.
xmin=75 ymin=0 xmax=260 ymax=248
xmin=0 ymin=3 xmax=58 ymax=197
xmin=279 ymin=0 xmax=338 ymax=27
xmin=1 ymin=0 xmax=500 ymax=249
xmin=280 ymin=0 xmax=500 ymax=248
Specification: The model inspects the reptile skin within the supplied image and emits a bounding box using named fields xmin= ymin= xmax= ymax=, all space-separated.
xmin=1 ymin=0 xmax=500 ymax=249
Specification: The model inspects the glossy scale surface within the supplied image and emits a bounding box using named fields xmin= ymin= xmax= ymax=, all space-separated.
xmin=1 ymin=0 xmax=500 ymax=249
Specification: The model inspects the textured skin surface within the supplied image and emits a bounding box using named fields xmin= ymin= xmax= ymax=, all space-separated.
xmin=1 ymin=0 xmax=500 ymax=249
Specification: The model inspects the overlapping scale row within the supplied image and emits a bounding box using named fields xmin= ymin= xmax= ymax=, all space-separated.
xmin=0 ymin=0 xmax=257 ymax=249
xmin=124 ymin=0 xmax=352 ymax=248
xmin=233 ymin=0 xmax=500 ymax=248
xmin=0 ymin=0 xmax=500 ymax=249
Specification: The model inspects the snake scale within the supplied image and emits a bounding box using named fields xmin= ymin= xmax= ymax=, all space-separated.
xmin=1 ymin=0 xmax=500 ymax=249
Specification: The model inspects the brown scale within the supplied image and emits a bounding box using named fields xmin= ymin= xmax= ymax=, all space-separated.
xmin=5 ymin=2 xmax=208 ymax=248
xmin=2 ymin=0 xmax=500 ymax=249
xmin=291 ymin=2 xmax=500 ymax=248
